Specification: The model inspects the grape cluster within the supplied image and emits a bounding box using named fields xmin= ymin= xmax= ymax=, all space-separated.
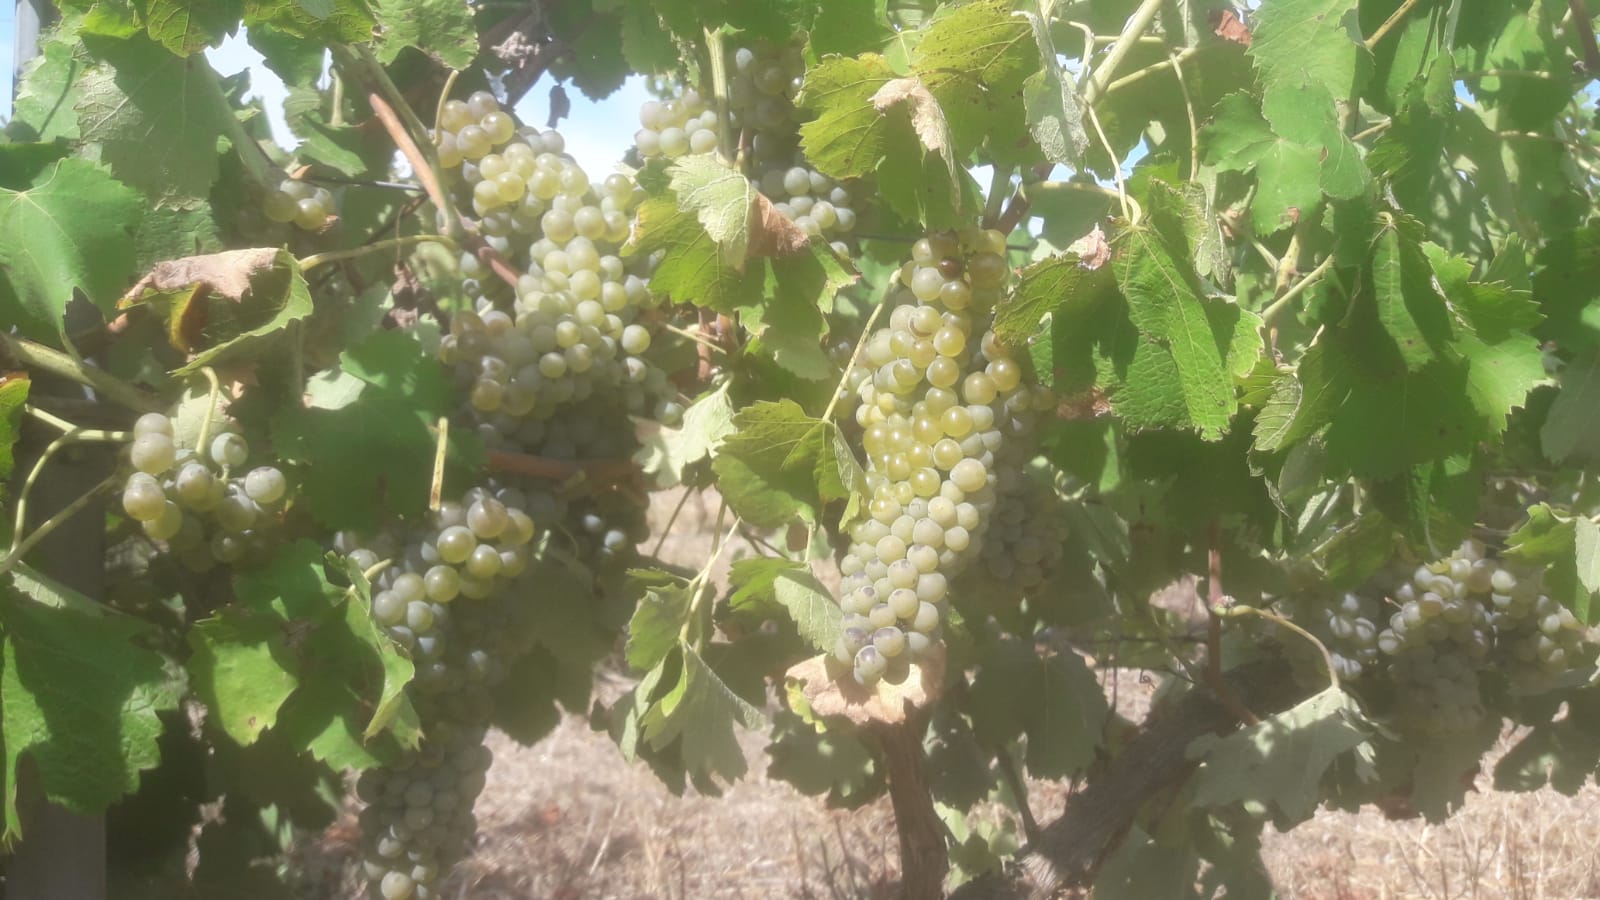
xmin=969 ymin=462 xmax=1069 ymax=603
xmin=630 ymin=42 xmax=858 ymax=251
xmin=831 ymin=231 xmax=1052 ymax=686
xmin=120 ymin=412 xmax=291 ymax=571
xmin=1281 ymin=540 xmax=1595 ymax=735
xmin=262 ymin=178 xmax=337 ymax=232
xmin=432 ymin=91 xmax=682 ymax=430
xmin=340 ymin=482 xmax=553 ymax=899
xmin=633 ymin=88 xmax=720 ymax=160
xmin=354 ymin=718 xmax=493 ymax=900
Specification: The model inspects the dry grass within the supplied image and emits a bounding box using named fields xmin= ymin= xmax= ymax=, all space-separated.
xmin=296 ymin=489 xmax=1600 ymax=898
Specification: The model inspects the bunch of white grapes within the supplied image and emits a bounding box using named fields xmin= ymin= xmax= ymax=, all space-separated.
xmin=432 ymin=91 xmax=683 ymax=430
xmin=120 ymin=412 xmax=291 ymax=571
xmin=830 ymin=230 xmax=1054 ymax=687
xmin=355 ymin=720 xmax=493 ymax=900
xmin=1280 ymin=540 xmax=1595 ymax=735
xmin=631 ymin=44 xmax=858 ymax=252
xmin=334 ymin=486 xmax=537 ymax=658
xmin=341 ymin=482 xmax=552 ymax=899
xmin=969 ymin=462 xmax=1069 ymax=604
xmin=727 ymin=41 xmax=806 ymax=146
xmin=262 ymin=177 xmax=337 ymax=232
xmin=633 ymin=88 xmax=720 ymax=160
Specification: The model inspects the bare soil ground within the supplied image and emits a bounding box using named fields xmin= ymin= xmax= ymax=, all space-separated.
xmin=301 ymin=489 xmax=1600 ymax=899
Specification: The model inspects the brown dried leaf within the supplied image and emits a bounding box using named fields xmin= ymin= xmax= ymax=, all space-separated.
xmin=748 ymin=192 xmax=812 ymax=259
xmin=1211 ymin=9 xmax=1253 ymax=45
xmin=1068 ymin=224 xmax=1112 ymax=270
xmin=785 ymin=646 xmax=945 ymax=726
xmin=871 ymin=77 xmax=950 ymax=156
xmin=119 ymin=247 xmax=282 ymax=308
xmin=1056 ymin=388 xmax=1113 ymax=421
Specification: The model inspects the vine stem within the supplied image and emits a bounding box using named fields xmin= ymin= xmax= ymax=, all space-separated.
xmin=0 ymin=332 xmax=163 ymax=413
xmin=659 ymin=321 xmax=730 ymax=355
xmin=704 ymin=27 xmax=737 ymax=164
xmin=1084 ymin=105 xmax=1133 ymax=222
xmin=1365 ymin=0 xmax=1423 ymax=49
xmin=1104 ymin=44 xmax=1202 ymax=96
xmin=194 ymin=366 xmax=223 ymax=468
xmin=429 ymin=416 xmax=449 ymax=512
xmin=23 ymin=406 xmax=128 ymax=440
xmin=650 ymin=486 xmax=698 ymax=558
xmin=679 ymin=505 xmax=741 ymax=648
xmin=1082 ymin=0 xmax=1166 ymax=107
xmin=1222 ymin=605 xmax=1341 ymax=693
xmin=1169 ymin=47 xmax=1200 ymax=182
xmin=819 ymin=290 xmax=890 ymax=426
xmin=1204 ymin=522 xmax=1260 ymax=726
xmin=982 ymin=165 xmax=1012 ymax=230
xmin=1259 ymin=253 xmax=1335 ymax=330
xmin=433 ymin=68 xmax=461 ymax=133
xmin=0 ymin=474 xmax=120 ymax=580
xmin=299 ymin=234 xmax=456 ymax=272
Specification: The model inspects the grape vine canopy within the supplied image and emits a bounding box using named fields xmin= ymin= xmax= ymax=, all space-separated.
xmin=2 ymin=0 xmax=1600 ymax=896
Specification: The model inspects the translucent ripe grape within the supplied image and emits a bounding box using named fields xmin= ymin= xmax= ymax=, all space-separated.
xmin=466 ymin=499 xmax=508 ymax=539
xmin=940 ymin=405 xmax=974 ymax=438
xmin=962 ymin=372 xmax=998 ymax=405
xmin=131 ymin=432 xmax=177 ymax=475
xmin=873 ymin=626 xmax=908 ymax=657
xmin=659 ymin=127 xmax=690 ymax=157
xmin=620 ymin=325 xmax=651 ymax=355
xmin=436 ymin=526 xmax=476 ymax=564
xmin=244 ymin=467 xmax=287 ymax=504
xmin=380 ymin=870 xmax=416 ymax=900
xmin=466 ymin=90 xmax=499 ymax=119
xmin=910 ymin=267 xmax=944 ymax=302
xmin=122 ymin=475 xmax=167 ymax=521
xmin=424 ymin=566 xmax=460 ymax=603
xmin=945 ymin=525 xmax=971 ymax=553
xmin=211 ymin=433 xmax=249 ymax=467
xmin=854 ymin=645 xmax=888 ymax=684
xmin=989 ymin=358 xmax=1023 ymax=392
xmin=133 ymin=412 xmax=174 ymax=438
xmin=480 ymin=111 xmax=515 ymax=144
xmin=465 ymin=544 xmax=502 ymax=579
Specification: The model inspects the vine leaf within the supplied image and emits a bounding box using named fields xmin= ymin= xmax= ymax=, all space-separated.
xmin=118 ymin=248 xmax=313 ymax=373
xmin=142 ymin=0 xmax=242 ymax=56
xmin=9 ymin=37 xmax=85 ymax=142
xmin=75 ymin=34 xmax=234 ymax=206
xmin=1188 ymin=686 xmax=1373 ymax=826
xmin=187 ymin=609 xmax=300 ymax=747
xmin=273 ymin=331 xmax=470 ymax=531
xmin=634 ymin=380 xmax=736 ymax=489
xmin=872 ymin=77 xmax=960 ymax=202
xmin=641 ymin=646 xmax=766 ymax=781
xmin=0 ymin=375 xmax=27 ymax=494
xmin=370 ymin=0 xmax=479 ymax=69
xmin=1541 ymin=351 xmax=1600 ymax=463
xmin=968 ymin=641 xmax=1106 ymax=778
xmin=712 ymin=400 xmax=866 ymax=528
xmin=0 ymin=578 xmax=185 ymax=844
xmin=669 ymin=155 xmax=756 ymax=266
xmin=1247 ymin=0 xmax=1369 ymax=108
xmin=626 ymin=196 xmax=764 ymax=312
xmin=1112 ymin=218 xmax=1262 ymax=439
xmin=1504 ymin=505 xmax=1597 ymax=624
xmin=771 ymin=568 xmax=844 ymax=654
xmin=0 ymin=158 xmax=143 ymax=342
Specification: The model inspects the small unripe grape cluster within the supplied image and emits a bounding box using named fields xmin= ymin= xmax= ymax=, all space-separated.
xmin=832 ymin=231 xmax=1052 ymax=687
xmin=334 ymin=485 xmax=538 ymax=657
xmin=727 ymin=41 xmax=806 ymax=144
xmin=120 ymin=412 xmax=291 ymax=571
xmin=355 ymin=722 xmax=493 ymax=900
xmin=262 ymin=178 xmax=336 ymax=231
xmin=432 ymin=90 xmax=683 ymax=430
xmin=633 ymin=88 xmax=720 ymax=160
